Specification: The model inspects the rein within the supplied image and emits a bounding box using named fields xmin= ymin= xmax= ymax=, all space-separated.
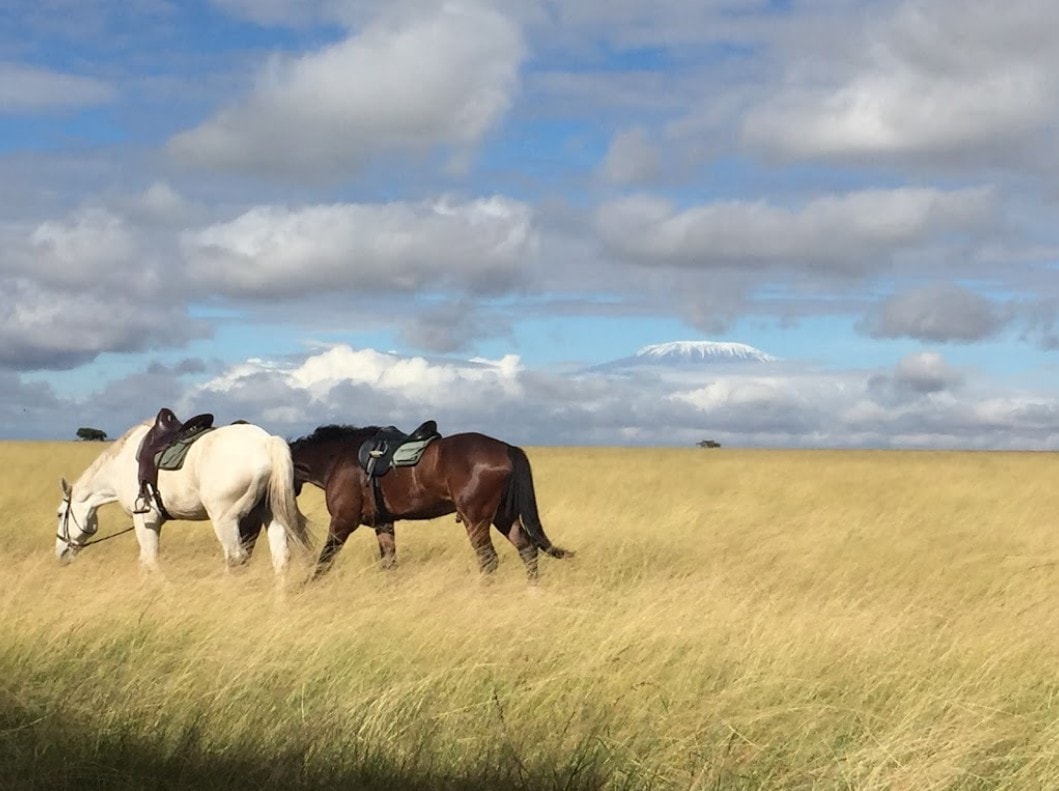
xmin=57 ymin=496 xmax=135 ymax=549
xmin=69 ymin=524 xmax=136 ymax=547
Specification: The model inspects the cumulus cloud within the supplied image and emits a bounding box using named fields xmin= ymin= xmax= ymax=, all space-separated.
xmin=170 ymin=2 xmax=524 ymax=178
xmin=866 ymin=351 xmax=964 ymax=408
xmin=204 ymin=344 xmax=520 ymax=403
xmin=892 ymin=352 xmax=964 ymax=393
xmin=861 ymin=282 xmax=1009 ymax=342
xmin=0 ymin=187 xmax=540 ymax=370
xmin=182 ymin=195 xmax=535 ymax=298
xmin=195 ymin=344 xmax=527 ymax=431
xmin=130 ymin=182 xmax=204 ymax=226
xmin=595 ymin=187 xmax=993 ymax=274
xmin=0 ymin=202 xmax=206 ymax=370
xmin=0 ymin=62 xmax=116 ymax=113
xmin=672 ymin=373 xmax=836 ymax=435
xmin=17 ymin=208 xmax=143 ymax=290
xmin=0 ymin=280 xmax=204 ymax=370
xmin=742 ymin=0 xmax=1059 ymax=166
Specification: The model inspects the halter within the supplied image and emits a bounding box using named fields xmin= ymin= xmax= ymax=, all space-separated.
xmin=57 ymin=493 xmax=134 ymax=549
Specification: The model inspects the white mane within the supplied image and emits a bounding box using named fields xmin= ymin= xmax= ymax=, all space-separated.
xmin=74 ymin=418 xmax=150 ymax=487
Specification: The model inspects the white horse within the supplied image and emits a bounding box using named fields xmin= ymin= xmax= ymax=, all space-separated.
xmin=56 ymin=418 xmax=310 ymax=576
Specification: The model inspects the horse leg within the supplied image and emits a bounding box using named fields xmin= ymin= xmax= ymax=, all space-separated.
xmin=210 ymin=513 xmax=249 ymax=570
xmin=496 ymin=517 xmax=539 ymax=583
xmin=375 ymin=523 xmax=396 ymax=570
xmin=313 ymin=511 xmax=360 ymax=579
xmin=312 ymin=475 xmax=364 ymax=580
xmin=264 ymin=518 xmax=291 ymax=576
xmin=461 ymin=514 xmax=500 ymax=575
xmin=238 ymin=506 xmax=266 ymax=559
xmin=133 ymin=512 xmax=163 ymax=574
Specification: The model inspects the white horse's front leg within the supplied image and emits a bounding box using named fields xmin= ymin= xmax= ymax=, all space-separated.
xmin=133 ymin=513 xmax=163 ymax=574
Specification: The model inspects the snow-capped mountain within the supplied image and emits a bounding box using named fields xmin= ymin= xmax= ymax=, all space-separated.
xmin=590 ymin=340 xmax=776 ymax=371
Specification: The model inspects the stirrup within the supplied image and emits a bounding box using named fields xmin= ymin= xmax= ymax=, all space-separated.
xmin=133 ymin=496 xmax=152 ymax=515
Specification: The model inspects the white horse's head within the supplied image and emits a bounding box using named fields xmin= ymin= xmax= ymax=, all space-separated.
xmin=55 ymin=477 xmax=99 ymax=563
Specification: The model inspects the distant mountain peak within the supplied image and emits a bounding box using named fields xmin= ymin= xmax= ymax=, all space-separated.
xmin=633 ymin=340 xmax=776 ymax=363
xmin=588 ymin=339 xmax=776 ymax=373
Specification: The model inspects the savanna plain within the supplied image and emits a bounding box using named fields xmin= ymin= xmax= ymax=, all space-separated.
xmin=3 ymin=441 xmax=1059 ymax=790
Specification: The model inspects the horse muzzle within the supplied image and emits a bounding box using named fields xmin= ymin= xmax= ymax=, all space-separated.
xmin=55 ymin=539 xmax=81 ymax=564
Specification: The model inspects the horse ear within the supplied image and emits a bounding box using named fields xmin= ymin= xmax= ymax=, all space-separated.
xmin=60 ymin=477 xmax=71 ymax=498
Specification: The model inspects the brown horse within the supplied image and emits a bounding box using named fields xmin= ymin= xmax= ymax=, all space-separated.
xmin=288 ymin=425 xmax=572 ymax=581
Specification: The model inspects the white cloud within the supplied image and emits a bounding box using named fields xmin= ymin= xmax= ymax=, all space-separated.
xmin=170 ymin=1 xmax=524 ymax=178
xmin=0 ymin=202 xmax=203 ymax=369
xmin=595 ymin=187 xmax=993 ymax=274
xmin=866 ymin=351 xmax=965 ymax=406
xmin=0 ymin=279 xmax=203 ymax=370
xmin=182 ymin=195 xmax=535 ymax=297
xmin=202 ymin=344 xmax=523 ymax=410
xmin=132 ymin=182 xmax=201 ymax=225
xmin=741 ymin=0 xmax=1059 ymax=165
xmin=893 ymin=351 xmax=963 ymax=394
xmin=22 ymin=208 xmax=140 ymax=288
xmin=0 ymin=62 xmax=116 ymax=113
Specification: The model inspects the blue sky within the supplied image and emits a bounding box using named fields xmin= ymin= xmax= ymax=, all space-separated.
xmin=3 ymin=0 xmax=1059 ymax=447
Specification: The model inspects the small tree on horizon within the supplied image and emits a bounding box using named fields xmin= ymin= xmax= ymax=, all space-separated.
xmin=76 ymin=427 xmax=108 ymax=442
xmin=697 ymin=439 xmax=721 ymax=449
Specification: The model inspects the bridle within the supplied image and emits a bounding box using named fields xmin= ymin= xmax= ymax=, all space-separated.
xmin=57 ymin=492 xmax=133 ymax=549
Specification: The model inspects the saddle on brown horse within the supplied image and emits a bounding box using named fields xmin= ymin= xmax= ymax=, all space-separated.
xmin=357 ymin=420 xmax=441 ymax=524
xmin=357 ymin=420 xmax=441 ymax=478
xmin=135 ymin=408 xmax=215 ymax=516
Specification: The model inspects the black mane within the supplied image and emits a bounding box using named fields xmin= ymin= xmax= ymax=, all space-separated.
xmin=290 ymin=424 xmax=382 ymax=448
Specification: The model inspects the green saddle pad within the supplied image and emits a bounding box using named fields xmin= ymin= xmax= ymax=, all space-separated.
xmin=155 ymin=426 xmax=215 ymax=471
xmin=392 ymin=436 xmax=436 ymax=466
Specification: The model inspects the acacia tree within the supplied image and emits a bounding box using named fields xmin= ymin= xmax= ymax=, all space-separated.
xmin=76 ymin=427 xmax=108 ymax=441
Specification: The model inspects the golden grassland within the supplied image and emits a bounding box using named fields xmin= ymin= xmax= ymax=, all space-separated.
xmin=3 ymin=441 xmax=1059 ymax=790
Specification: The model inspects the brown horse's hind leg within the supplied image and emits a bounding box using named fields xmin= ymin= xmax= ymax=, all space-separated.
xmin=374 ymin=524 xmax=397 ymax=570
xmin=496 ymin=517 xmax=539 ymax=582
xmin=238 ymin=502 xmax=267 ymax=559
xmin=461 ymin=515 xmax=499 ymax=574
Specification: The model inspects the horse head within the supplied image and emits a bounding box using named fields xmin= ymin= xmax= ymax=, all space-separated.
xmin=55 ymin=476 xmax=99 ymax=563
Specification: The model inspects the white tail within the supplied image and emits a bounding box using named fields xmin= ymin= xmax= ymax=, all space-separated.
xmin=266 ymin=436 xmax=311 ymax=552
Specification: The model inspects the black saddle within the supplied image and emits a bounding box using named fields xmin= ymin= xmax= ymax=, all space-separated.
xmin=357 ymin=420 xmax=440 ymax=479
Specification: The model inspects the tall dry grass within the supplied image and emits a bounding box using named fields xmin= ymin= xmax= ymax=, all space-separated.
xmin=3 ymin=442 xmax=1059 ymax=789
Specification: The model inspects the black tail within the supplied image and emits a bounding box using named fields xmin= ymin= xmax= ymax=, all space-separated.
xmin=500 ymin=445 xmax=572 ymax=559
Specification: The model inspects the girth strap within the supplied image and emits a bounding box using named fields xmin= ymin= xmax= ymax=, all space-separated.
xmin=369 ymin=476 xmax=392 ymax=526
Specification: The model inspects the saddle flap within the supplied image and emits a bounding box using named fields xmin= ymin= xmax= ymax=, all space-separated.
xmin=358 ymin=433 xmax=395 ymax=477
